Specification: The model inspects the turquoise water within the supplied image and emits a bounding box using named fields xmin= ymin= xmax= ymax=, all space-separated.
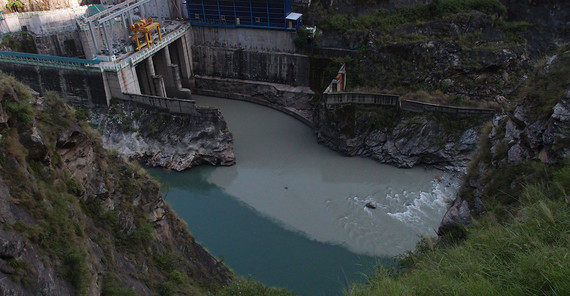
xmin=150 ymin=167 xmax=391 ymax=296
xmin=147 ymin=95 xmax=458 ymax=295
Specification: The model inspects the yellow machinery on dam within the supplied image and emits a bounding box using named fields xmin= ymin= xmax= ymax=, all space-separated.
xmin=130 ymin=17 xmax=162 ymax=51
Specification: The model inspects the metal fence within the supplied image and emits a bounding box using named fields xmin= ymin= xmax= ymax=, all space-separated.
xmin=0 ymin=50 xmax=101 ymax=72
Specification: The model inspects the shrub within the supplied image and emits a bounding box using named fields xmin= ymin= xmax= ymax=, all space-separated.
xmin=217 ymin=278 xmax=297 ymax=296
xmin=62 ymin=248 xmax=90 ymax=295
xmin=102 ymin=273 xmax=137 ymax=296
xmin=320 ymin=0 xmax=506 ymax=34
xmin=5 ymin=0 xmax=24 ymax=12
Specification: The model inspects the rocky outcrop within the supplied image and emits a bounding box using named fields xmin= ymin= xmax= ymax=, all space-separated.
xmin=0 ymin=76 xmax=233 ymax=295
xmin=314 ymin=104 xmax=485 ymax=170
xmin=437 ymin=197 xmax=472 ymax=236
xmin=351 ymin=19 xmax=528 ymax=103
xmin=96 ymin=103 xmax=235 ymax=171
xmin=438 ymin=51 xmax=570 ymax=236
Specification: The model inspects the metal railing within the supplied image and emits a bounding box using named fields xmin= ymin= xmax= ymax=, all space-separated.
xmin=121 ymin=92 xmax=219 ymax=117
xmin=0 ymin=51 xmax=101 ymax=72
xmin=326 ymin=92 xmax=400 ymax=107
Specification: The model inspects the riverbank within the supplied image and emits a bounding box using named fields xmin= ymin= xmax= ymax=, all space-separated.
xmin=313 ymin=102 xmax=486 ymax=171
xmin=94 ymin=102 xmax=235 ymax=171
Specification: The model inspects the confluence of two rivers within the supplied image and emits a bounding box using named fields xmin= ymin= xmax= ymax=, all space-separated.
xmin=148 ymin=95 xmax=459 ymax=296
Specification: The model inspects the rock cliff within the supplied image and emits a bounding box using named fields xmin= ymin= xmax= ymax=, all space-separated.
xmin=95 ymin=102 xmax=235 ymax=171
xmin=317 ymin=10 xmax=529 ymax=103
xmin=438 ymin=50 xmax=570 ymax=236
xmin=309 ymin=0 xmax=569 ymax=171
xmin=314 ymin=104 xmax=486 ymax=170
xmin=0 ymin=75 xmax=233 ymax=295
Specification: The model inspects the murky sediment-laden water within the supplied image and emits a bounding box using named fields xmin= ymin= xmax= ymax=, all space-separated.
xmin=148 ymin=95 xmax=459 ymax=295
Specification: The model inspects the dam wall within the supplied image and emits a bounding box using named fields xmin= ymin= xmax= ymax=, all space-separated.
xmin=0 ymin=62 xmax=106 ymax=106
xmin=1 ymin=7 xmax=87 ymax=57
xmin=192 ymin=27 xmax=297 ymax=52
xmin=192 ymin=46 xmax=310 ymax=87
xmin=194 ymin=75 xmax=314 ymax=127
xmin=189 ymin=26 xmax=315 ymax=125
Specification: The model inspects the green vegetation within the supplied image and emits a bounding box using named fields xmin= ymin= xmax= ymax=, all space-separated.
xmin=217 ymin=278 xmax=297 ymax=296
xmin=319 ymin=0 xmax=506 ymax=34
xmin=307 ymin=0 xmax=534 ymax=97
xmin=349 ymin=161 xmax=569 ymax=295
xmin=0 ymin=32 xmax=37 ymax=53
xmin=0 ymin=75 xmax=36 ymax=125
xmin=102 ymin=273 xmax=137 ymax=296
xmin=0 ymin=72 xmax=232 ymax=295
xmin=0 ymin=77 xmax=92 ymax=294
xmin=5 ymin=0 xmax=24 ymax=12
xmin=518 ymin=48 xmax=570 ymax=121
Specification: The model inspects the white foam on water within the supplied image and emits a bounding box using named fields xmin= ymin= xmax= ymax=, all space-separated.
xmin=386 ymin=173 xmax=461 ymax=235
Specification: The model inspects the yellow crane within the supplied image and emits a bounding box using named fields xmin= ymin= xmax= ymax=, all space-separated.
xmin=130 ymin=17 xmax=162 ymax=51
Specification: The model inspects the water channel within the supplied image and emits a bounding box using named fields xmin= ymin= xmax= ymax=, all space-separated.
xmin=148 ymin=95 xmax=459 ymax=295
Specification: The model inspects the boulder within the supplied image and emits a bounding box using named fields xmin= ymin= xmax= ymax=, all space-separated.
xmin=438 ymin=198 xmax=472 ymax=236
xmin=20 ymin=126 xmax=48 ymax=161
xmin=0 ymin=231 xmax=25 ymax=260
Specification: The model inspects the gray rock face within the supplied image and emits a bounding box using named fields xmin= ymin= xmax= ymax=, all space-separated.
xmin=315 ymin=105 xmax=483 ymax=170
xmin=491 ymin=96 xmax=570 ymax=166
xmin=0 ymin=231 xmax=25 ymax=259
xmin=0 ymin=95 xmax=234 ymax=295
xmin=444 ymin=99 xmax=569 ymax=233
xmin=317 ymin=10 xmax=531 ymax=103
xmin=438 ymin=198 xmax=472 ymax=236
xmin=96 ymin=103 xmax=235 ymax=171
xmin=0 ymin=228 xmax=75 ymax=296
xmin=0 ymin=103 xmax=8 ymax=124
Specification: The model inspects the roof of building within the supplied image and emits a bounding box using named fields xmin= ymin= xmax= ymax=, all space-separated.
xmin=87 ymin=4 xmax=106 ymax=17
xmin=286 ymin=12 xmax=302 ymax=21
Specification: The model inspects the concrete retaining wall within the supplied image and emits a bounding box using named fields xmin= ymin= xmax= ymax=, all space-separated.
xmin=400 ymin=99 xmax=496 ymax=117
xmin=192 ymin=27 xmax=297 ymax=52
xmin=0 ymin=63 xmax=106 ymax=106
xmin=0 ymin=7 xmax=85 ymax=35
xmin=194 ymin=76 xmax=314 ymax=127
xmin=121 ymin=93 xmax=221 ymax=120
xmin=1 ymin=7 xmax=87 ymax=57
xmin=34 ymin=31 xmax=85 ymax=57
xmin=326 ymin=92 xmax=400 ymax=107
xmin=325 ymin=92 xmax=495 ymax=117
xmin=192 ymin=46 xmax=310 ymax=87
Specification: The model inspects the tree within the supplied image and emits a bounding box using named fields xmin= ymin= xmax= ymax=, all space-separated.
xmin=6 ymin=0 xmax=24 ymax=13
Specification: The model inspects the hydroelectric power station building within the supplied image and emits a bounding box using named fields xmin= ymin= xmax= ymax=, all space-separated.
xmin=186 ymin=0 xmax=302 ymax=30
xmin=0 ymin=0 xmax=306 ymax=108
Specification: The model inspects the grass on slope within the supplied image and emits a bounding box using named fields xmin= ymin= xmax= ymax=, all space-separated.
xmin=0 ymin=72 xmax=229 ymax=295
xmin=217 ymin=278 xmax=297 ymax=296
xmin=348 ymin=161 xmax=570 ymax=295
xmin=319 ymin=0 xmax=506 ymax=34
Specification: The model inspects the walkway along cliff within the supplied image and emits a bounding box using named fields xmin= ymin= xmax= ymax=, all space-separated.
xmin=315 ymin=65 xmax=497 ymax=170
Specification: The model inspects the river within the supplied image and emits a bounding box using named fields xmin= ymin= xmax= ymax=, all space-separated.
xmin=148 ymin=95 xmax=459 ymax=295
